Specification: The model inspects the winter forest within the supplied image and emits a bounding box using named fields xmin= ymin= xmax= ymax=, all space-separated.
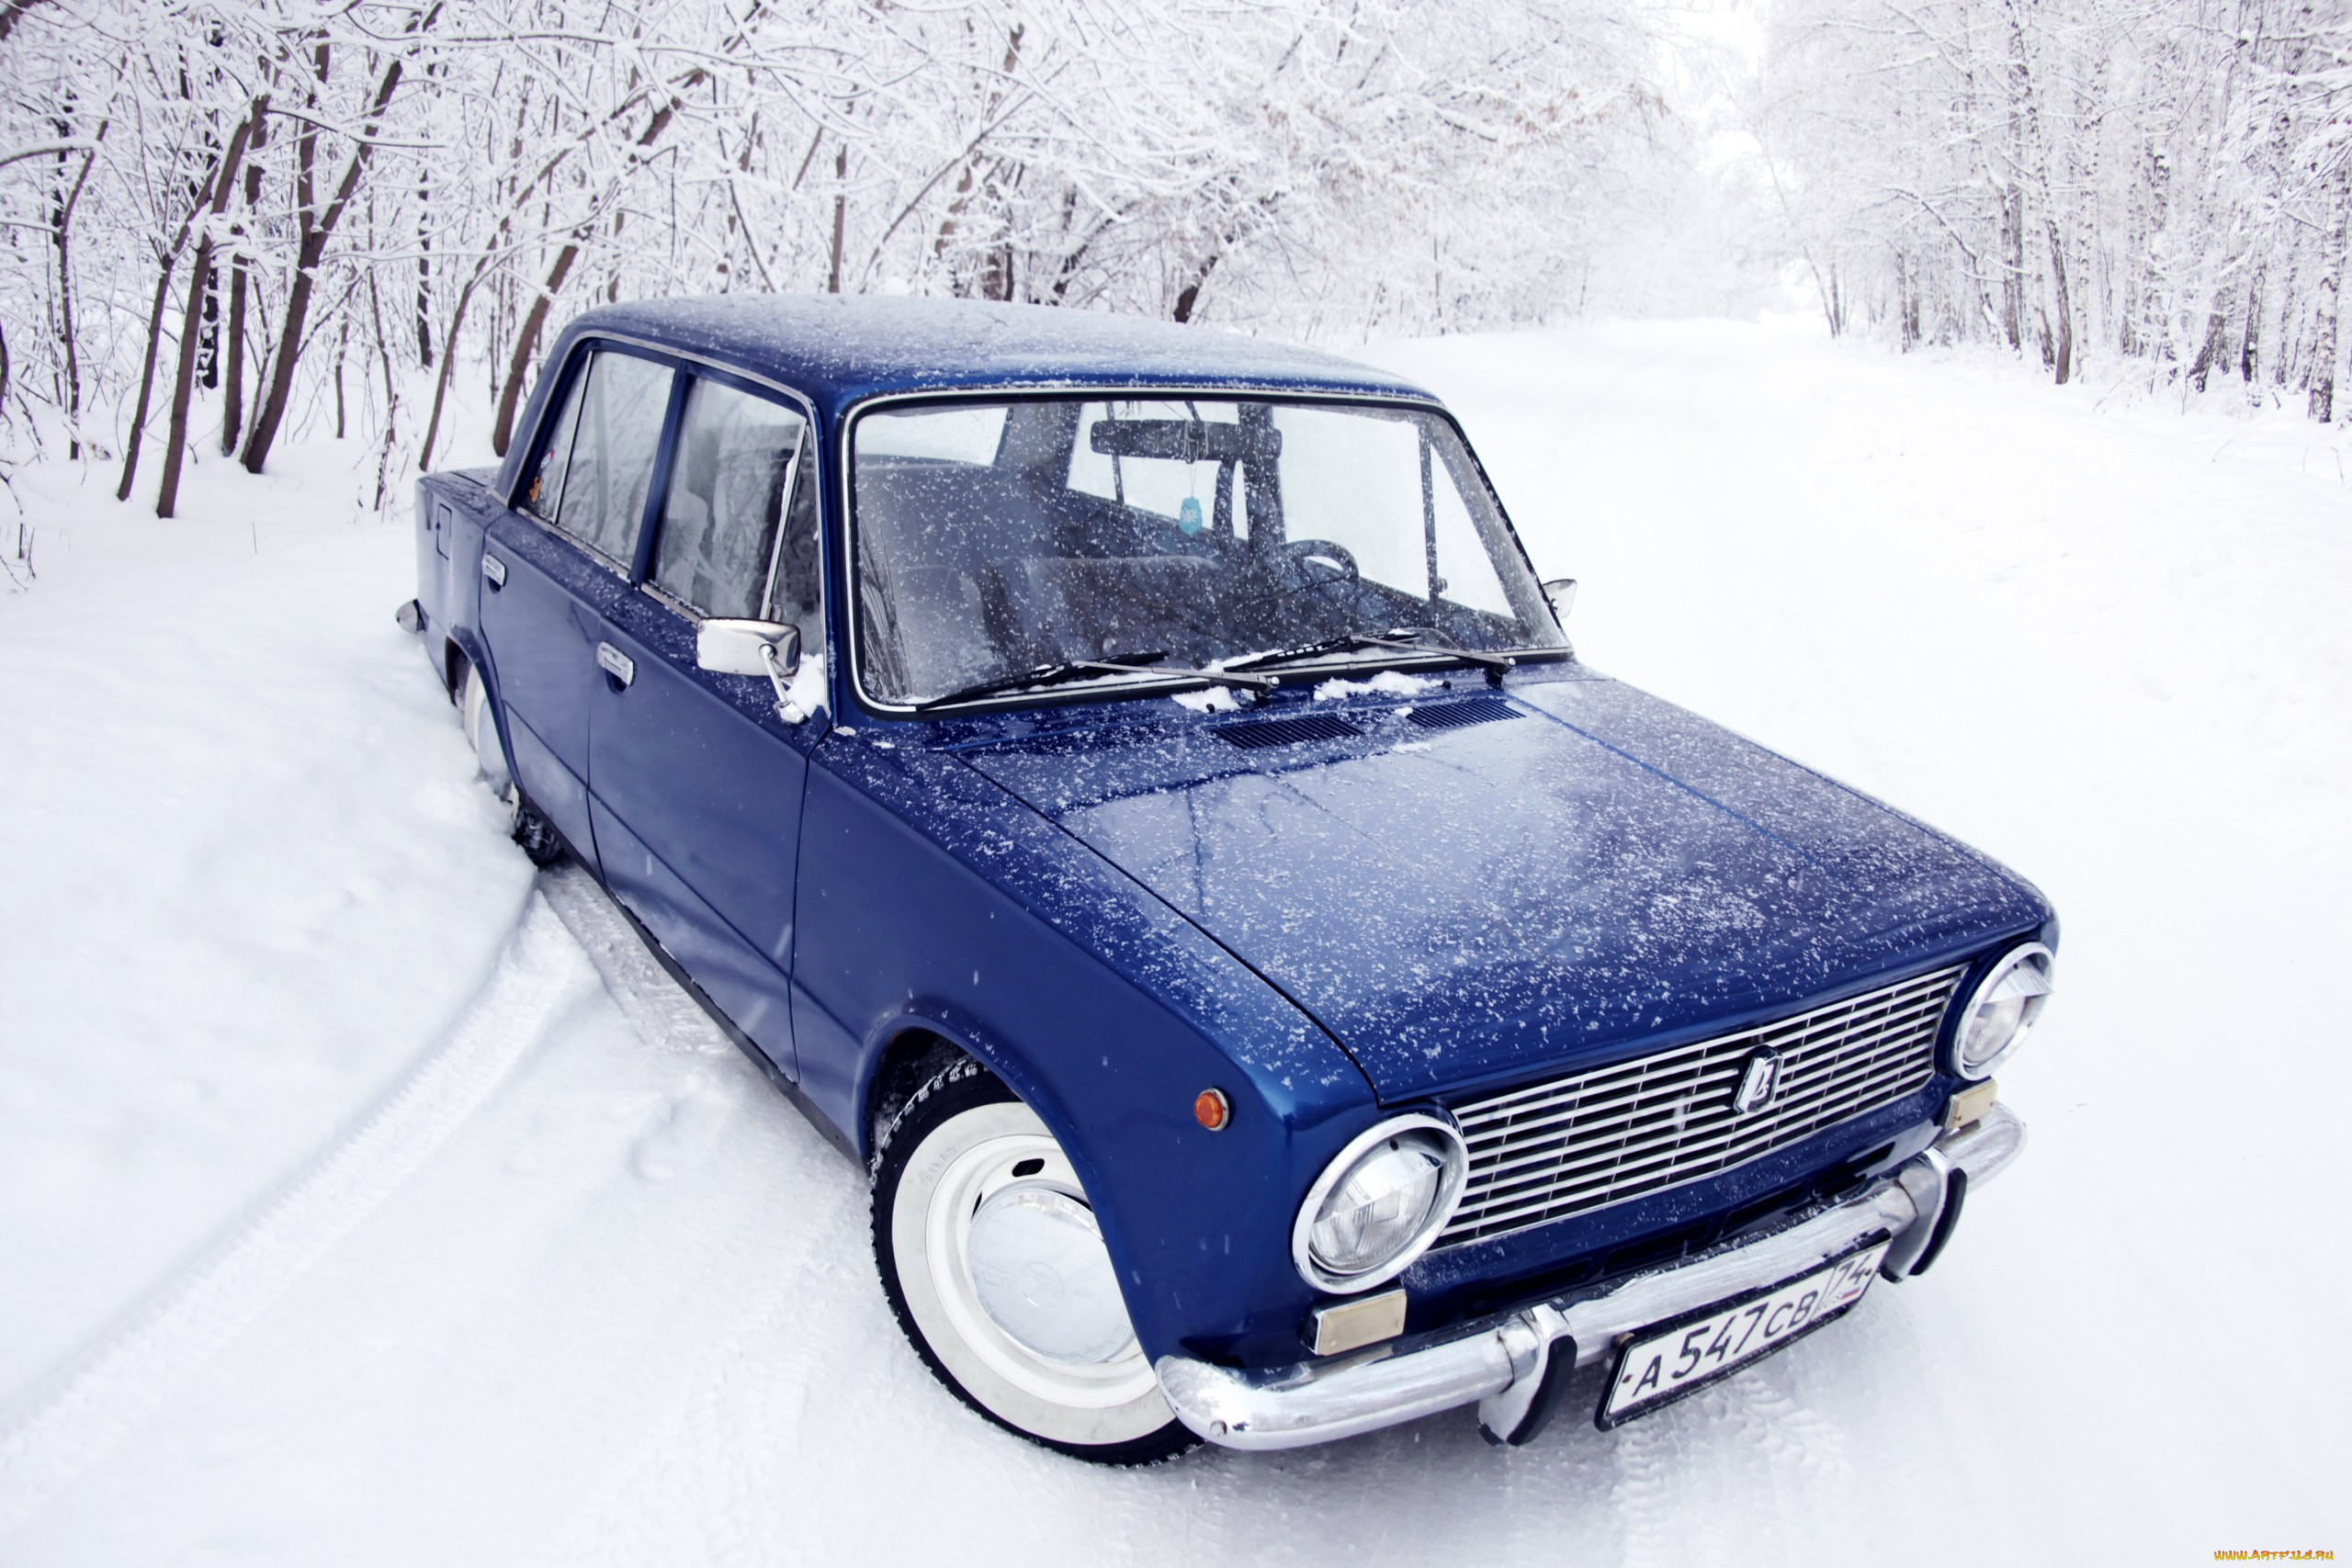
xmin=0 ymin=0 xmax=2346 ymax=528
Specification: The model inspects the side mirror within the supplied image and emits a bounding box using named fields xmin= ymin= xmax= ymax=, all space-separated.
xmin=697 ymin=617 xmax=798 ymax=678
xmin=1541 ymin=578 xmax=1577 ymax=623
xmin=698 ymin=618 xmax=812 ymax=722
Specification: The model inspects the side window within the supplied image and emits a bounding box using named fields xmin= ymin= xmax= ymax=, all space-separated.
xmin=519 ymin=361 xmax=585 ymax=520
xmin=652 ymin=378 xmax=809 ymax=626
xmin=551 ymin=349 xmax=673 ymax=569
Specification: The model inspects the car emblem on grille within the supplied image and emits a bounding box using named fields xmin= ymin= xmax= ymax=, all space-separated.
xmin=1732 ymin=1047 xmax=1783 ymax=1113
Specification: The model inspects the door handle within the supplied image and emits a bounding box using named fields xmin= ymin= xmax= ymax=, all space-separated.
xmin=481 ymin=554 xmax=507 ymax=590
xmin=596 ymin=642 xmax=635 ymax=689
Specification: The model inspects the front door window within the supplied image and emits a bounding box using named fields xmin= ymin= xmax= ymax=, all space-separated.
xmin=651 ymin=377 xmax=811 ymax=629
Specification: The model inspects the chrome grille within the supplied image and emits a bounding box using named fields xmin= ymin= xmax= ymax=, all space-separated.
xmin=1436 ymin=965 xmax=1963 ymax=1248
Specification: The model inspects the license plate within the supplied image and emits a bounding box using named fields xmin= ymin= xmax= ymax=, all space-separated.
xmin=1599 ymin=1239 xmax=1892 ymax=1428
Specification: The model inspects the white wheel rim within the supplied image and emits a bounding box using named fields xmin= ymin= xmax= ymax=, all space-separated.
xmin=891 ymin=1099 xmax=1170 ymax=1446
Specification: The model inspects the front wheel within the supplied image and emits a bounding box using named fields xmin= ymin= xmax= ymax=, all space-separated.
xmin=870 ymin=1059 xmax=1195 ymax=1465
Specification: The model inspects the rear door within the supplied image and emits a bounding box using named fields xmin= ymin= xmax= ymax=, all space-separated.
xmin=479 ymin=344 xmax=674 ymax=857
xmin=583 ymin=368 xmax=824 ymax=1079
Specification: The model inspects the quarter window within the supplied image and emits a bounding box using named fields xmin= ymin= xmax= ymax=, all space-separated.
xmin=548 ymin=349 xmax=673 ymax=569
xmin=519 ymin=366 xmax=584 ymax=522
xmin=653 ymin=378 xmax=809 ymax=624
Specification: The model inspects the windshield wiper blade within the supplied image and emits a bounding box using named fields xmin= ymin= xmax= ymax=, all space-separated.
xmin=1227 ymin=629 xmax=1517 ymax=677
xmin=913 ymin=650 xmax=1272 ymax=712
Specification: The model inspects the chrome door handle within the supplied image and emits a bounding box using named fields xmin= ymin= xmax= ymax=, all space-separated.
xmin=481 ymin=554 xmax=507 ymax=589
xmin=595 ymin=642 xmax=635 ymax=689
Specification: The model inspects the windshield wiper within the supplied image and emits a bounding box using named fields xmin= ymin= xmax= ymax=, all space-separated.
xmin=1226 ymin=628 xmax=1517 ymax=678
xmin=913 ymin=650 xmax=1273 ymax=712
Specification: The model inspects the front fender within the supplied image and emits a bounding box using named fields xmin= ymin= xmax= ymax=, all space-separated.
xmin=793 ymin=734 xmax=1384 ymax=1368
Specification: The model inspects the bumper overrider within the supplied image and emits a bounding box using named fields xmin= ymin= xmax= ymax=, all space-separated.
xmin=1156 ymin=1103 xmax=2026 ymax=1450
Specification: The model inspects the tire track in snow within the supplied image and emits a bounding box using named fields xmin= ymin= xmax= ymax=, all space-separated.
xmin=0 ymin=889 xmax=586 ymax=1537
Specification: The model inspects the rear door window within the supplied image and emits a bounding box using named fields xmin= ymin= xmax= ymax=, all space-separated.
xmin=652 ymin=378 xmax=809 ymax=623
xmin=547 ymin=349 xmax=673 ymax=570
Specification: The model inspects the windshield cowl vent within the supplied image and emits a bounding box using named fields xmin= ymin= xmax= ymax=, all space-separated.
xmin=1214 ymin=714 xmax=1363 ymax=750
xmin=1406 ymin=696 xmax=1521 ymax=732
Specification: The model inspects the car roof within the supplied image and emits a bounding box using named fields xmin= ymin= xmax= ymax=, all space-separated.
xmin=553 ymin=294 xmax=1436 ymax=419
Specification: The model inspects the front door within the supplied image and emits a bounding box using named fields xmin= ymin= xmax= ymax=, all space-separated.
xmin=583 ymin=369 xmax=825 ymax=1080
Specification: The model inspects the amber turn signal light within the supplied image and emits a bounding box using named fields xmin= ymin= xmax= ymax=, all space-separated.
xmin=1194 ymin=1088 xmax=1230 ymax=1131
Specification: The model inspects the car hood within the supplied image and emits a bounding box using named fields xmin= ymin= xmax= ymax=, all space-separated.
xmin=957 ymin=674 xmax=2048 ymax=1101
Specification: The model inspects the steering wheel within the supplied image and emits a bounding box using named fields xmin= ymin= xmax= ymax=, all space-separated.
xmin=1272 ymin=537 xmax=1361 ymax=591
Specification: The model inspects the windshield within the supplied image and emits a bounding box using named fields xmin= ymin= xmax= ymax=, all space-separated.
xmin=851 ymin=396 xmax=1565 ymax=707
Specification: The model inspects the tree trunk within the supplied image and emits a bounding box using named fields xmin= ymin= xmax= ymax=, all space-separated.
xmin=489 ymin=86 xmax=694 ymax=456
xmin=417 ymin=272 xmax=481 ymax=473
xmin=2045 ymin=216 xmax=2075 ymax=384
xmin=2310 ymin=167 xmax=2346 ymax=423
xmin=241 ymin=40 xmax=412 ymax=475
xmin=415 ymin=172 xmax=434 ymax=367
xmin=51 ymin=137 xmax=96 ymax=457
xmin=2187 ymin=290 xmax=2230 ymax=394
xmin=490 ymin=239 xmax=578 ymax=456
xmin=220 ymin=138 xmax=262 ymax=455
xmin=157 ymin=102 xmax=262 ymax=517
xmin=1173 ymin=253 xmax=1219 ymax=323
xmin=2239 ymin=267 xmax=2265 ymax=397
xmin=829 ymin=142 xmax=848 ymax=293
xmin=116 ymin=103 xmax=253 ymax=502
xmin=2001 ymin=182 xmax=2025 ymax=350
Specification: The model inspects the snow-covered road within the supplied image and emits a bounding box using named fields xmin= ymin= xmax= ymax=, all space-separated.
xmin=2 ymin=321 xmax=2344 ymax=1563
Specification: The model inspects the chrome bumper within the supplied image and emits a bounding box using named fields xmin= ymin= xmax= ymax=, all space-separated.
xmin=1156 ymin=1103 xmax=2025 ymax=1451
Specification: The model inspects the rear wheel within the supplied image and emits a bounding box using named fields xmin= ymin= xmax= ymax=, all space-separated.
xmin=870 ymin=1058 xmax=1195 ymax=1465
xmin=456 ymin=659 xmax=563 ymax=866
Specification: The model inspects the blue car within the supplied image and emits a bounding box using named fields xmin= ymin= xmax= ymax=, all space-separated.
xmin=401 ymin=296 xmax=2054 ymax=1463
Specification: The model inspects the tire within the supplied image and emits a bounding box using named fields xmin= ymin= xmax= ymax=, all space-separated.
xmin=870 ymin=1058 xmax=1196 ymax=1465
xmin=456 ymin=658 xmax=563 ymax=867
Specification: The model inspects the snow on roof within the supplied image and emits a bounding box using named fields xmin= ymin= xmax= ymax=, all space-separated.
xmin=555 ymin=293 xmax=1435 ymax=416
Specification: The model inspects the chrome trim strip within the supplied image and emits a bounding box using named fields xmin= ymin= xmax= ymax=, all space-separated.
xmin=1154 ymin=1104 xmax=2026 ymax=1451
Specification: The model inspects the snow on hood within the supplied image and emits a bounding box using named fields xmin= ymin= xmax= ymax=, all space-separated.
xmin=959 ymin=675 xmax=2047 ymax=1100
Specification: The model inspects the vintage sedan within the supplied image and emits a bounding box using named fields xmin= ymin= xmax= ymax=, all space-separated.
xmin=400 ymin=296 xmax=2053 ymax=1463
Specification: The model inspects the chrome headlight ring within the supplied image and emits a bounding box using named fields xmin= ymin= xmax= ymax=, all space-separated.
xmin=1291 ymin=1112 xmax=1470 ymax=1295
xmin=1947 ymin=942 xmax=2054 ymax=1081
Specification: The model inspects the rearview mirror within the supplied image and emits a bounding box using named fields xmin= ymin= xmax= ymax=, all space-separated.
xmin=698 ymin=617 xmax=799 ymax=678
xmin=1090 ymin=418 xmax=1280 ymax=465
xmin=1542 ymin=578 xmax=1577 ymax=623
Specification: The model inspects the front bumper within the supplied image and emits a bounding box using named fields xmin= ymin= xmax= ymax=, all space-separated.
xmin=1156 ymin=1102 xmax=2025 ymax=1450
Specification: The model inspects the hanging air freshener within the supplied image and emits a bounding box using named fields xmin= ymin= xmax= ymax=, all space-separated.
xmin=1178 ymin=496 xmax=1204 ymax=536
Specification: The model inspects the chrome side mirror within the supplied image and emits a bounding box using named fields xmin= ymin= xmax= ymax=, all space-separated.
xmin=697 ymin=617 xmax=798 ymax=677
xmin=697 ymin=618 xmax=809 ymax=722
xmin=1542 ymin=578 xmax=1577 ymax=623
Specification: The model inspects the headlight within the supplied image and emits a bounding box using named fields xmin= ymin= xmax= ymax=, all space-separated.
xmin=1949 ymin=942 xmax=2054 ymax=1079
xmin=1292 ymin=1113 xmax=1468 ymax=1294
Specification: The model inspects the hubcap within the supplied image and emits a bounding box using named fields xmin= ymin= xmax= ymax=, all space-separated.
xmin=965 ymin=1183 xmax=1136 ymax=1365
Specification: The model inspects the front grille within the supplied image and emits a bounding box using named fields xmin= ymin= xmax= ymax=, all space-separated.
xmin=1435 ymin=965 xmax=1963 ymax=1248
